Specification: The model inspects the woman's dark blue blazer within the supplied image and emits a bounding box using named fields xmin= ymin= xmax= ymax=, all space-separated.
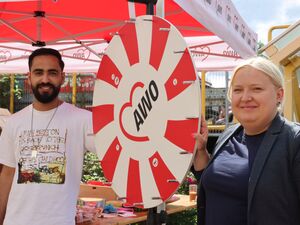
xmin=193 ymin=114 xmax=300 ymax=225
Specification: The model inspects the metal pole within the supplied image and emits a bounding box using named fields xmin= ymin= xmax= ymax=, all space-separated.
xmin=201 ymin=71 xmax=206 ymax=119
xmin=225 ymin=71 xmax=229 ymax=127
xmin=157 ymin=202 xmax=167 ymax=225
xmin=72 ymin=73 xmax=77 ymax=105
xmin=146 ymin=1 xmax=154 ymax=15
xmin=268 ymin=24 xmax=290 ymax=42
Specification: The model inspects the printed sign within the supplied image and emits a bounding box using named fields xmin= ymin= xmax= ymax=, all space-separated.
xmin=17 ymin=128 xmax=67 ymax=184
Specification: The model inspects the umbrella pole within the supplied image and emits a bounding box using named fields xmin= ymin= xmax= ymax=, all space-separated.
xmin=127 ymin=0 xmax=157 ymax=15
xmin=131 ymin=1 xmax=167 ymax=224
xmin=146 ymin=1 xmax=155 ymax=15
xmin=146 ymin=202 xmax=167 ymax=225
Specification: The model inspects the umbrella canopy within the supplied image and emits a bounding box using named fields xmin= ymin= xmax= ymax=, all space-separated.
xmin=0 ymin=0 xmax=257 ymax=72
xmin=0 ymin=0 xmax=213 ymax=44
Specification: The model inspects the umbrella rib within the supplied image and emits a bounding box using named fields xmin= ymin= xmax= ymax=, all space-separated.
xmin=44 ymin=17 xmax=80 ymax=43
xmin=0 ymin=9 xmax=32 ymax=16
xmin=0 ymin=9 xmax=124 ymax=23
xmin=5 ymin=15 xmax=32 ymax=24
xmin=47 ymin=39 xmax=105 ymax=46
xmin=0 ymin=44 xmax=32 ymax=52
xmin=0 ymin=55 xmax=28 ymax=63
xmin=58 ymin=40 xmax=107 ymax=59
xmin=0 ymin=9 xmax=124 ymax=26
xmin=52 ymin=39 xmax=107 ymax=47
xmin=46 ymin=22 xmax=125 ymax=45
xmin=191 ymin=50 xmax=241 ymax=59
xmin=176 ymin=25 xmax=210 ymax=32
xmin=46 ymin=13 xmax=125 ymax=24
xmin=165 ymin=9 xmax=184 ymax=17
xmin=45 ymin=16 xmax=112 ymax=59
xmin=189 ymin=41 xmax=225 ymax=48
xmin=60 ymin=54 xmax=100 ymax=63
xmin=0 ymin=37 xmax=29 ymax=43
xmin=78 ymin=43 xmax=102 ymax=60
xmin=0 ymin=18 xmax=35 ymax=43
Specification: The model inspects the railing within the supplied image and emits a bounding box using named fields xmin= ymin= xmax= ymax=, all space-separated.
xmin=0 ymin=72 xmax=233 ymax=136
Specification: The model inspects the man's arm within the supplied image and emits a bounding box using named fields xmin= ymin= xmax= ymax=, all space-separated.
xmin=0 ymin=165 xmax=14 ymax=225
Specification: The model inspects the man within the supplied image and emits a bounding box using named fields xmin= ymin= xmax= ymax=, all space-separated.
xmin=0 ymin=48 xmax=95 ymax=225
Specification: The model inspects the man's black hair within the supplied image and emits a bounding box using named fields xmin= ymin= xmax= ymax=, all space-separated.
xmin=28 ymin=48 xmax=65 ymax=71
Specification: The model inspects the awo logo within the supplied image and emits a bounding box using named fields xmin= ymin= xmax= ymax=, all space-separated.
xmin=72 ymin=49 xmax=91 ymax=62
xmin=0 ymin=50 xmax=12 ymax=64
xmin=119 ymin=80 xmax=159 ymax=142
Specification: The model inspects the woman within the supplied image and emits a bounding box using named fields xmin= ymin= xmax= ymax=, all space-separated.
xmin=193 ymin=57 xmax=300 ymax=225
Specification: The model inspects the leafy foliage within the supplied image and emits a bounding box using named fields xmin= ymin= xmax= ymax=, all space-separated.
xmin=257 ymin=41 xmax=265 ymax=56
xmin=177 ymin=172 xmax=197 ymax=195
xmin=81 ymin=151 xmax=106 ymax=183
xmin=167 ymin=171 xmax=197 ymax=225
xmin=0 ymin=75 xmax=23 ymax=109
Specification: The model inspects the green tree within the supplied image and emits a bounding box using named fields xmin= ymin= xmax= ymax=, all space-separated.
xmin=81 ymin=151 xmax=106 ymax=183
xmin=0 ymin=75 xmax=23 ymax=109
xmin=257 ymin=41 xmax=265 ymax=56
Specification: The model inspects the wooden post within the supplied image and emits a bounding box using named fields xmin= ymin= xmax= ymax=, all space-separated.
xmin=201 ymin=71 xmax=206 ymax=119
xmin=283 ymin=59 xmax=300 ymax=122
xmin=72 ymin=73 xmax=77 ymax=105
xmin=10 ymin=74 xmax=15 ymax=113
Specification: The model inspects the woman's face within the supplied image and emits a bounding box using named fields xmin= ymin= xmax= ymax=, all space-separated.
xmin=231 ymin=66 xmax=283 ymax=135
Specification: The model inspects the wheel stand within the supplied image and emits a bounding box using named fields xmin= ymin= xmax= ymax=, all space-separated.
xmin=146 ymin=203 xmax=167 ymax=225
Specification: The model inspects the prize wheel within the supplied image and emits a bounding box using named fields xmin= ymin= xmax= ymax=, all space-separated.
xmin=92 ymin=15 xmax=201 ymax=209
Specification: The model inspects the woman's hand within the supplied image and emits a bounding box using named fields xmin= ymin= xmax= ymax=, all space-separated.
xmin=193 ymin=115 xmax=209 ymax=171
xmin=193 ymin=115 xmax=208 ymax=152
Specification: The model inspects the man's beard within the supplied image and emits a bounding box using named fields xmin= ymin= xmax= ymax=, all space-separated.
xmin=31 ymin=83 xmax=61 ymax=103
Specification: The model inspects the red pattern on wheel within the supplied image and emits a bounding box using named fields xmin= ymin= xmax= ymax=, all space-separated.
xmin=101 ymin=137 xmax=123 ymax=182
xmin=97 ymin=55 xmax=122 ymax=88
xmin=127 ymin=158 xmax=143 ymax=206
xmin=164 ymin=119 xmax=199 ymax=153
xmin=119 ymin=23 xmax=139 ymax=66
xmin=149 ymin=17 xmax=170 ymax=70
xmin=92 ymin=104 xmax=114 ymax=134
xmin=164 ymin=49 xmax=196 ymax=101
xmin=149 ymin=151 xmax=179 ymax=200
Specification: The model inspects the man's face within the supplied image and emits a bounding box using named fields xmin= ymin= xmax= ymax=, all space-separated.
xmin=28 ymin=55 xmax=65 ymax=103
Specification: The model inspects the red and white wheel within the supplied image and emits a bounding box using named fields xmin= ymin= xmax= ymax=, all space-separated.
xmin=93 ymin=15 xmax=201 ymax=209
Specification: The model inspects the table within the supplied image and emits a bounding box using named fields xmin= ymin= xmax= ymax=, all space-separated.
xmin=77 ymin=194 xmax=196 ymax=225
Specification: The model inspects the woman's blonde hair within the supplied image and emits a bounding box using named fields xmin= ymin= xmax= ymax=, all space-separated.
xmin=227 ymin=57 xmax=284 ymax=110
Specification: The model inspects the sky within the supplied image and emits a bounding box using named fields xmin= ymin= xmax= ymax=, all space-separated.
xmin=231 ymin=0 xmax=300 ymax=45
